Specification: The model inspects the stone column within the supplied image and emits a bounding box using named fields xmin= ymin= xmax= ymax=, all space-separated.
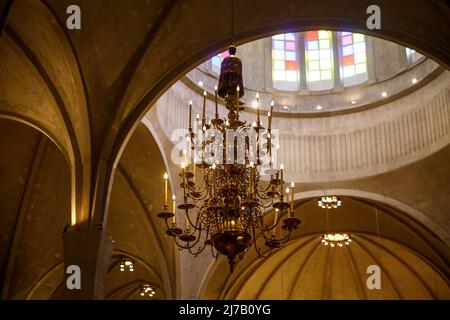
xmin=53 ymin=226 xmax=112 ymax=299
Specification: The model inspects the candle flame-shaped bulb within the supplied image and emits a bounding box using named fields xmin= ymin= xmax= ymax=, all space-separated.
xmin=182 ymin=149 xmax=187 ymax=155
xmin=214 ymin=85 xmax=218 ymax=91
xmin=203 ymin=90 xmax=207 ymax=96
xmin=249 ymin=161 xmax=254 ymax=167
xmin=275 ymin=208 xmax=279 ymax=212
xmin=196 ymin=114 xmax=200 ymax=120
xmin=256 ymin=92 xmax=259 ymax=99
xmin=267 ymin=132 xmax=271 ymax=138
xmin=286 ymin=187 xmax=290 ymax=194
xmin=181 ymin=162 xmax=185 ymax=169
xmin=291 ymin=181 xmax=295 ymax=187
xmin=276 ymin=143 xmax=280 ymax=150
xmin=172 ymin=194 xmax=176 ymax=200
xmin=225 ymin=120 xmax=230 ymax=126
xmin=189 ymin=100 xmax=192 ymax=106
xmin=203 ymin=125 xmax=206 ymax=132
xmin=237 ymin=85 xmax=240 ymax=92
xmin=164 ymin=172 xmax=168 ymax=180
xmin=271 ymin=100 xmax=274 ymax=107
xmin=280 ymin=163 xmax=284 ymax=170
xmin=268 ymin=111 xmax=271 ymax=117
xmin=212 ymin=163 xmax=216 ymax=170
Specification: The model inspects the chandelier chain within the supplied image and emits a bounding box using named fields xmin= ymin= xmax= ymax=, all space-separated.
xmin=230 ymin=0 xmax=235 ymax=45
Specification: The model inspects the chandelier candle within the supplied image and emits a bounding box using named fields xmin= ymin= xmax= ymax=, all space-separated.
xmin=286 ymin=187 xmax=290 ymax=216
xmin=188 ymin=100 xmax=193 ymax=130
xmin=202 ymin=90 xmax=207 ymax=125
xmin=290 ymin=182 xmax=295 ymax=217
xmin=256 ymin=92 xmax=260 ymax=126
xmin=214 ymin=86 xmax=218 ymax=118
xmin=272 ymin=209 xmax=278 ymax=236
xmin=236 ymin=86 xmax=240 ymax=119
xmin=172 ymin=194 xmax=176 ymax=224
xmin=268 ymin=101 xmax=273 ymax=130
xmin=157 ymin=45 xmax=301 ymax=272
xmin=164 ymin=172 xmax=168 ymax=208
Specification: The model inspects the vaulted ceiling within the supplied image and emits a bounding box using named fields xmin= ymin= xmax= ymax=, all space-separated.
xmin=0 ymin=0 xmax=449 ymax=299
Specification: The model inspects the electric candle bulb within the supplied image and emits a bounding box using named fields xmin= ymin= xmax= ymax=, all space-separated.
xmin=214 ymin=85 xmax=218 ymax=91
xmin=203 ymin=90 xmax=207 ymax=96
xmin=172 ymin=194 xmax=176 ymax=223
xmin=163 ymin=172 xmax=168 ymax=207
xmin=280 ymin=164 xmax=284 ymax=170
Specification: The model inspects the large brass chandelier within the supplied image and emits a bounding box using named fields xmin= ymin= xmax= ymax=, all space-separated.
xmin=157 ymin=45 xmax=301 ymax=272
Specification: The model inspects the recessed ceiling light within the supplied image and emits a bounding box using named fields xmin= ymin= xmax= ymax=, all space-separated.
xmin=283 ymin=105 xmax=289 ymax=110
xmin=412 ymin=78 xmax=418 ymax=84
xmin=351 ymin=100 xmax=357 ymax=105
xmin=316 ymin=105 xmax=322 ymax=110
xmin=381 ymin=91 xmax=387 ymax=98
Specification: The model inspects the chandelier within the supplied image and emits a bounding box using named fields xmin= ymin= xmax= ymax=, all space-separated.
xmin=318 ymin=196 xmax=342 ymax=209
xmin=157 ymin=44 xmax=301 ymax=272
xmin=139 ymin=284 xmax=155 ymax=298
xmin=321 ymin=233 xmax=352 ymax=247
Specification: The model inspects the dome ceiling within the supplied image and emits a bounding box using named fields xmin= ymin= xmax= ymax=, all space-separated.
xmin=186 ymin=31 xmax=443 ymax=115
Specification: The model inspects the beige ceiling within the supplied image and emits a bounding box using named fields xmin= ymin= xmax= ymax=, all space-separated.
xmin=0 ymin=0 xmax=449 ymax=299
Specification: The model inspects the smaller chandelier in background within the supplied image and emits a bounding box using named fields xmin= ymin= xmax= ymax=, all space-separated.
xmin=318 ymin=196 xmax=342 ymax=209
xmin=139 ymin=284 xmax=155 ymax=297
xmin=119 ymin=258 xmax=134 ymax=272
xmin=321 ymin=233 xmax=352 ymax=247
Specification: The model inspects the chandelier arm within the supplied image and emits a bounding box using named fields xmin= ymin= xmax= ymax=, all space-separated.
xmin=188 ymin=229 xmax=207 ymax=256
xmin=251 ymin=226 xmax=273 ymax=259
xmin=188 ymin=230 xmax=209 ymax=256
xmin=174 ymin=230 xmax=203 ymax=250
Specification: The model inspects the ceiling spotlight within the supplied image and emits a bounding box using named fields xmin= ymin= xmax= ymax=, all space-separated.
xmin=411 ymin=78 xmax=418 ymax=84
xmin=119 ymin=258 xmax=135 ymax=272
xmin=321 ymin=233 xmax=352 ymax=247
xmin=318 ymin=196 xmax=342 ymax=209
xmin=381 ymin=91 xmax=387 ymax=98
xmin=316 ymin=105 xmax=322 ymax=110
xmin=139 ymin=284 xmax=155 ymax=298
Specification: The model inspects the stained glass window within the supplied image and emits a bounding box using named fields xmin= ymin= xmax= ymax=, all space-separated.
xmin=305 ymin=30 xmax=334 ymax=90
xmin=339 ymin=32 xmax=368 ymax=86
xmin=211 ymin=51 xmax=230 ymax=74
xmin=406 ymin=48 xmax=423 ymax=64
xmin=272 ymin=33 xmax=299 ymax=90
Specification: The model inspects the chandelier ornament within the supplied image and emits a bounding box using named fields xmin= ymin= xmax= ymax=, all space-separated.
xmin=156 ymin=1 xmax=301 ymax=273
xmin=318 ymin=196 xmax=342 ymax=209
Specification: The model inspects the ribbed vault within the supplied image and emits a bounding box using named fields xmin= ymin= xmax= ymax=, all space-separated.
xmin=201 ymin=197 xmax=450 ymax=299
